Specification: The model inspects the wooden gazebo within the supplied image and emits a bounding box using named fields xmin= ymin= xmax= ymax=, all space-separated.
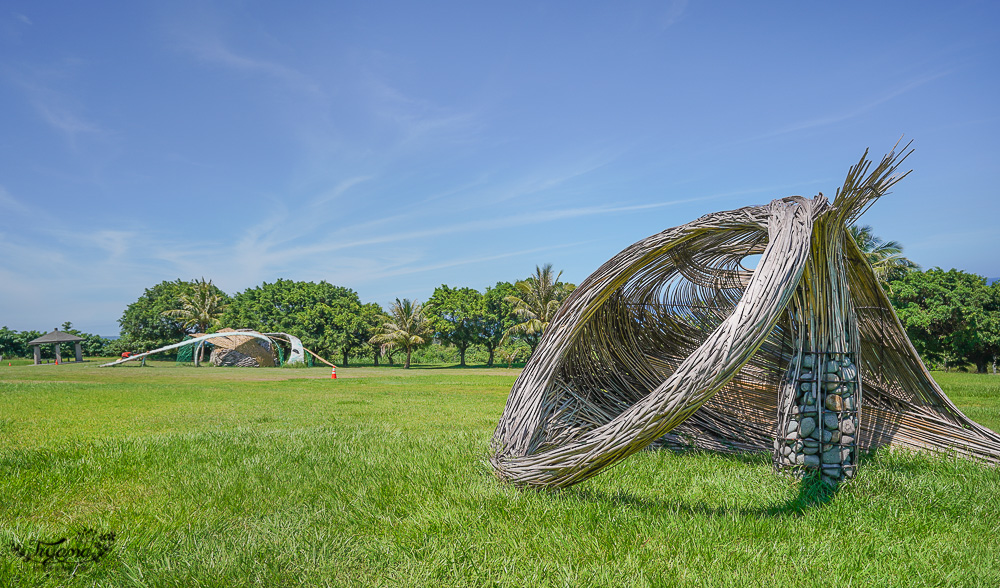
xmin=28 ymin=329 xmax=84 ymax=365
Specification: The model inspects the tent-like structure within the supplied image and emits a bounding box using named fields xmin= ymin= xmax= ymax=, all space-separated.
xmin=191 ymin=328 xmax=278 ymax=367
xmin=491 ymin=144 xmax=1000 ymax=489
xmin=28 ymin=329 xmax=84 ymax=364
xmin=100 ymin=329 xmax=333 ymax=368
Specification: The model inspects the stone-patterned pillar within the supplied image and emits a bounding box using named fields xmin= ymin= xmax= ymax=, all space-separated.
xmin=74 ymin=343 xmax=83 ymax=362
xmin=773 ymin=220 xmax=861 ymax=485
xmin=33 ymin=345 xmax=40 ymax=365
xmin=55 ymin=344 xmax=62 ymax=364
xmin=777 ymin=351 xmax=861 ymax=484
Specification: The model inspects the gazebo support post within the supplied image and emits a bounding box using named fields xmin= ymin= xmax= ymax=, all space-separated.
xmin=33 ymin=345 xmax=40 ymax=365
xmin=55 ymin=344 xmax=62 ymax=364
xmin=74 ymin=343 xmax=83 ymax=362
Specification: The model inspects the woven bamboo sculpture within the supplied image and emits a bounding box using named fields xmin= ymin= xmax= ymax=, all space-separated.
xmin=491 ymin=144 xmax=1000 ymax=488
xmin=196 ymin=328 xmax=277 ymax=367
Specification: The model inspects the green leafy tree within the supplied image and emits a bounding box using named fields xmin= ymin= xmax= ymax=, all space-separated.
xmin=59 ymin=321 xmax=112 ymax=357
xmin=496 ymin=344 xmax=528 ymax=368
xmin=356 ymin=302 xmax=388 ymax=366
xmin=156 ymin=278 xmax=230 ymax=364
xmin=890 ymin=268 xmax=998 ymax=372
xmin=849 ymin=225 xmax=919 ymax=292
xmin=426 ymin=285 xmax=484 ymax=367
xmin=0 ymin=325 xmax=111 ymax=360
xmin=335 ymin=302 xmax=390 ymax=367
xmin=370 ymin=298 xmax=431 ymax=369
xmin=974 ymin=282 xmax=1000 ymax=374
xmin=502 ymin=264 xmax=576 ymax=354
xmin=118 ymin=279 xmax=195 ymax=353
xmin=0 ymin=326 xmax=27 ymax=359
xmin=481 ymin=281 xmax=518 ymax=367
xmin=220 ymin=279 xmax=363 ymax=364
xmin=20 ymin=330 xmax=48 ymax=359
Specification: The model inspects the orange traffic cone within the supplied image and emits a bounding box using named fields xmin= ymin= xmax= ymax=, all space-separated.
xmin=331 ymin=366 xmax=337 ymax=379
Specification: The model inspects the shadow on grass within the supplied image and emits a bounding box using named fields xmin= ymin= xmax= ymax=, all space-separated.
xmin=563 ymin=472 xmax=839 ymax=519
xmin=332 ymin=363 xmax=525 ymax=370
xmin=407 ymin=363 xmax=527 ymax=370
xmin=554 ymin=450 xmax=844 ymax=519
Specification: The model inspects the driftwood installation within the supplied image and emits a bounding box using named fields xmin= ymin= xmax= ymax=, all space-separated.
xmin=99 ymin=330 xmax=331 ymax=368
xmin=491 ymin=144 xmax=1000 ymax=488
xmin=199 ymin=328 xmax=278 ymax=367
xmin=264 ymin=333 xmax=337 ymax=368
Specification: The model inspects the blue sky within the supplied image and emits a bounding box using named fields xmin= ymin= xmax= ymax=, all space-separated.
xmin=1 ymin=1 xmax=998 ymax=336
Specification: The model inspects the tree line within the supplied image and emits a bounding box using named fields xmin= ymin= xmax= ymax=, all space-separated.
xmin=835 ymin=226 xmax=999 ymax=373
xmin=0 ymin=264 xmax=577 ymax=367
xmin=0 ymin=322 xmax=112 ymax=360
xmin=2 ymin=227 xmax=997 ymax=372
xmin=890 ymin=269 xmax=1000 ymax=373
xmin=848 ymin=226 xmax=1000 ymax=373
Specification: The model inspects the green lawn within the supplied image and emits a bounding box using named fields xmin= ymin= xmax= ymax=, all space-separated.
xmin=2 ymin=362 xmax=999 ymax=586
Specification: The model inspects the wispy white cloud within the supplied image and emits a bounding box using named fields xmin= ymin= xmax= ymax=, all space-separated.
xmin=1 ymin=61 xmax=108 ymax=145
xmin=418 ymin=175 xmax=493 ymax=204
xmin=749 ymin=70 xmax=952 ymax=143
xmin=14 ymin=12 xmax=32 ymax=25
xmin=0 ymin=214 xmax=168 ymax=334
xmin=0 ymin=185 xmax=32 ymax=216
xmin=356 ymin=241 xmax=593 ymax=282
xmin=421 ymin=151 xmax=625 ymax=209
xmin=185 ymin=193 xmax=717 ymax=269
xmin=492 ymin=155 xmax=620 ymax=204
xmin=311 ymin=175 xmax=374 ymax=206
xmin=661 ymin=0 xmax=688 ymax=29
xmin=103 ymin=189 xmax=701 ymax=297
xmin=32 ymin=100 xmax=103 ymax=137
xmin=184 ymin=36 xmax=323 ymax=96
xmin=363 ymin=75 xmax=484 ymax=148
xmin=88 ymin=230 xmax=137 ymax=261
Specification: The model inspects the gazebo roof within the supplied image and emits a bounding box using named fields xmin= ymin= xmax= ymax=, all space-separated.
xmin=28 ymin=329 xmax=84 ymax=345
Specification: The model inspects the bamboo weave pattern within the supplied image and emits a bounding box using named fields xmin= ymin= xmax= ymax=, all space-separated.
xmin=491 ymin=145 xmax=1000 ymax=488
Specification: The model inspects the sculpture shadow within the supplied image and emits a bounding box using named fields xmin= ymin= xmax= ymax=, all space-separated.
xmin=556 ymin=451 xmax=842 ymax=519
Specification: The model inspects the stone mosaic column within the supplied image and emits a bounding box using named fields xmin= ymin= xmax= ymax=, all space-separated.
xmin=773 ymin=221 xmax=861 ymax=485
xmin=777 ymin=351 xmax=860 ymax=484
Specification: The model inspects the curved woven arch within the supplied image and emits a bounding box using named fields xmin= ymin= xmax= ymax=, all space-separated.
xmin=99 ymin=330 xmax=333 ymax=368
xmin=491 ymin=146 xmax=1000 ymax=488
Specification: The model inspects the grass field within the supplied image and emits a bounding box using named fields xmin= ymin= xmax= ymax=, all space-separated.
xmin=2 ymin=361 xmax=999 ymax=586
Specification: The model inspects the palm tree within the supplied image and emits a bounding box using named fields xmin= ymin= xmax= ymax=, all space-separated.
xmin=848 ymin=225 xmax=920 ymax=291
xmin=162 ymin=278 xmax=228 ymax=333
xmin=369 ymin=298 xmax=432 ymax=369
xmin=502 ymin=264 xmax=575 ymax=353
xmin=161 ymin=278 xmax=228 ymax=364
